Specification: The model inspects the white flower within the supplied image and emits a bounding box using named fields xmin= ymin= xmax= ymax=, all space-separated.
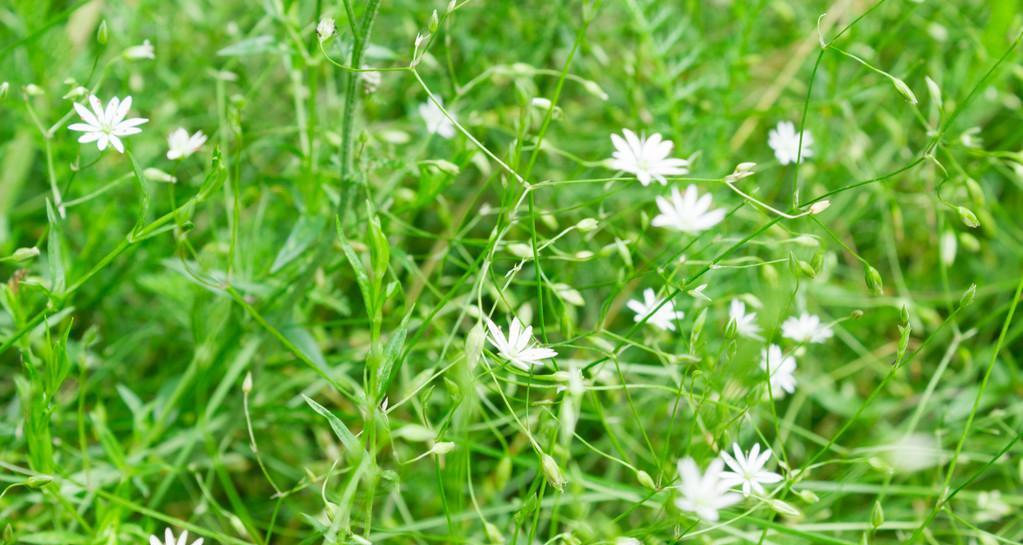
xmin=316 ymin=17 xmax=336 ymax=41
xmin=361 ymin=66 xmax=382 ymax=94
xmin=976 ymin=490 xmax=1011 ymax=522
xmin=728 ymin=299 xmax=761 ymax=339
xmin=760 ymin=344 xmax=797 ymax=397
xmin=675 ymin=457 xmax=742 ymax=522
xmin=166 ymin=128 xmax=207 ymax=160
xmin=768 ymin=121 xmax=814 ymax=165
xmin=651 ymin=185 xmax=726 ymax=234
xmin=68 ymin=95 xmax=148 ymax=153
xmin=626 ymin=288 xmax=685 ymax=331
xmin=484 ymin=317 xmax=557 ymax=371
xmin=608 ymin=129 xmax=689 ymax=186
xmin=124 ymin=39 xmax=155 ymax=60
xmin=149 ymin=529 xmax=203 ymax=545
xmin=419 ymin=99 xmax=455 ymax=139
xmin=781 ymin=313 xmax=833 ymax=344
xmin=719 ymin=442 xmax=783 ymax=497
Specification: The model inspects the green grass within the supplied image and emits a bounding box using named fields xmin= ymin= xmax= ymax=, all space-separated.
xmin=2 ymin=0 xmax=1023 ymax=544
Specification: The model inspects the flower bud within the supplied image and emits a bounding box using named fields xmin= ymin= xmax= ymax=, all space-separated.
xmin=925 ymin=76 xmax=941 ymax=108
xmin=430 ymin=441 xmax=456 ymax=455
xmin=865 ymin=265 xmax=883 ymax=295
xmin=768 ymin=498 xmax=802 ymax=518
xmin=507 ymin=243 xmax=533 ymax=259
xmin=25 ymin=475 xmax=54 ymax=488
xmin=957 ymin=206 xmax=980 ymax=228
xmin=540 ymin=453 xmax=566 ymax=491
xmin=484 ymin=522 xmax=504 ymax=544
xmin=144 ymin=167 xmax=177 ymax=183
xmin=10 ymin=247 xmax=40 ymax=262
xmin=795 ymin=488 xmax=819 ymax=503
xmin=959 ymin=283 xmax=976 ymax=309
xmin=123 ymin=39 xmax=155 ymax=60
xmin=0 ymin=82 xmax=9 ymax=101
xmin=242 ymin=372 xmax=253 ymax=393
xmin=428 ymin=10 xmax=440 ymax=33
xmin=576 ymin=218 xmax=598 ymax=232
xmin=97 ymin=20 xmax=108 ymax=45
xmin=871 ymin=500 xmax=884 ymax=529
xmin=809 ymin=199 xmax=831 ymax=215
xmin=891 ymin=77 xmax=917 ymax=105
xmin=635 ymin=469 xmax=656 ymax=490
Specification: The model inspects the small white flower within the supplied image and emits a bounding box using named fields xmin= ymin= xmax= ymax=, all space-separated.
xmin=124 ymin=39 xmax=155 ymax=60
xmin=728 ymin=299 xmax=761 ymax=339
xmin=68 ymin=95 xmax=148 ymax=153
xmin=651 ymin=185 xmax=726 ymax=234
xmin=608 ymin=129 xmax=690 ymax=186
xmin=760 ymin=344 xmax=797 ymax=397
xmin=781 ymin=313 xmax=833 ymax=344
xmin=149 ymin=529 xmax=203 ymax=545
xmin=940 ymin=230 xmax=957 ymax=266
xmin=316 ymin=17 xmax=336 ymax=41
xmin=768 ymin=121 xmax=814 ymax=165
xmin=675 ymin=457 xmax=742 ymax=522
xmin=626 ymin=288 xmax=685 ymax=332
xmin=484 ymin=316 xmax=557 ymax=371
xmin=976 ymin=490 xmax=1011 ymax=522
xmin=166 ymin=128 xmax=207 ymax=160
xmin=719 ymin=442 xmax=783 ymax=497
xmin=419 ymin=99 xmax=456 ymax=139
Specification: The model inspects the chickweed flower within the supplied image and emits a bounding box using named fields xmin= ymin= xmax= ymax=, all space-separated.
xmin=719 ymin=442 xmax=783 ymax=497
xmin=166 ymin=128 xmax=207 ymax=160
xmin=651 ymin=186 xmax=726 ymax=234
xmin=728 ymin=299 xmax=762 ymax=340
xmin=608 ymin=129 xmax=689 ymax=186
xmin=68 ymin=95 xmax=148 ymax=153
xmin=626 ymin=288 xmax=684 ymax=331
xmin=484 ymin=316 xmax=557 ymax=371
xmin=768 ymin=121 xmax=814 ymax=165
xmin=675 ymin=457 xmax=742 ymax=522
xmin=781 ymin=313 xmax=833 ymax=344
xmin=760 ymin=344 xmax=797 ymax=397
xmin=149 ymin=529 xmax=203 ymax=545
xmin=419 ymin=99 xmax=456 ymax=139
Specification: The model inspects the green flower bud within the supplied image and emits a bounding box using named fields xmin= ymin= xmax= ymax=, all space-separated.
xmin=97 ymin=20 xmax=108 ymax=45
xmin=957 ymin=206 xmax=980 ymax=229
xmin=865 ymin=265 xmax=883 ymax=295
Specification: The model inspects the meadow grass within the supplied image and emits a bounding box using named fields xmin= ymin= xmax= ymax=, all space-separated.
xmin=2 ymin=0 xmax=1023 ymax=544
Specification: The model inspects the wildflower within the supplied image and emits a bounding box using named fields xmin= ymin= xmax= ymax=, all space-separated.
xmin=768 ymin=121 xmax=814 ymax=165
xmin=675 ymin=457 xmax=742 ymax=522
xmin=316 ymin=17 xmax=336 ymax=41
xmin=781 ymin=313 xmax=833 ymax=344
xmin=608 ymin=129 xmax=689 ymax=186
xmin=68 ymin=95 xmax=148 ymax=153
xmin=651 ymin=186 xmax=726 ymax=234
xmin=419 ymin=99 xmax=456 ymax=139
xmin=976 ymin=490 xmax=1010 ymax=522
xmin=728 ymin=299 xmax=761 ymax=340
xmin=725 ymin=161 xmax=756 ymax=182
xmin=361 ymin=67 xmax=382 ymax=94
xmin=484 ymin=316 xmax=557 ymax=370
xmin=760 ymin=344 xmax=797 ymax=397
xmin=626 ymin=288 xmax=685 ymax=331
xmin=149 ymin=529 xmax=203 ymax=545
xmin=719 ymin=442 xmax=783 ymax=497
xmin=166 ymin=128 xmax=207 ymax=160
xmin=123 ymin=39 xmax=155 ymax=60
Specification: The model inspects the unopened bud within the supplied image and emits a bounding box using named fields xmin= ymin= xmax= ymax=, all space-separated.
xmin=925 ymin=76 xmax=942 ymax=108
xmin=25 ymin=475 xmax=54 ymax=488
xmin=242 ymin=372 xmax=253 ymax=393
xmin=431 ymin=441 xmax=456 ymax=455
xmin=540 ymin=453 xmax=566 ymax=491
xmin=11 ymin=247 xmax=40 ymax=262
xmin=809 ymin=199 xmax=831 ymax=215
xmin=957 ymin=206 xmax=980 ymax=228
xmin=144 ymin=167 xmax=177 ymax=183
xmin=959 ymin=283 xmax=976 ymax=309
xmin=891 ymin=77 xmax=917 ymax=105
xmin=0 ymin=82 xmax=9 ymax=101
xmin=97 ymin=20 xmax=108 ymax=45
xmin=865 ymin=265 xmax=883 ymax=295
xmin=484 ymin=522 xmax=504 ymax=544
xmin=507 ymin=242 xmax=533 ymax=259
xmin=871 ymin=500 xmax=885 ymax=529
xmin=428 ymin=10 xmax=440 ymax=33
xmin=795 ymin=489 xmax=819 ymax=503
xmin=635 ymin=469 xmax=656 ymax=490
xmin=576 ymin=218 xmax=598 ymax=232
xmin=768 ymin=498 xmax=802 ymax=518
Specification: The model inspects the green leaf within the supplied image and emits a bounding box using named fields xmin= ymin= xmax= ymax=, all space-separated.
xmin=376 ymin=308 xmax=414 ymax=399
xmin=337 ymin=216 xmax=372 ymax=313
xmin=302 ymin=395 xmax=365 ymax=457
xmin=44 ymin=200 xmax=65 ymax=297
xmin=271 ymin=215 xmax=326 ymax=274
